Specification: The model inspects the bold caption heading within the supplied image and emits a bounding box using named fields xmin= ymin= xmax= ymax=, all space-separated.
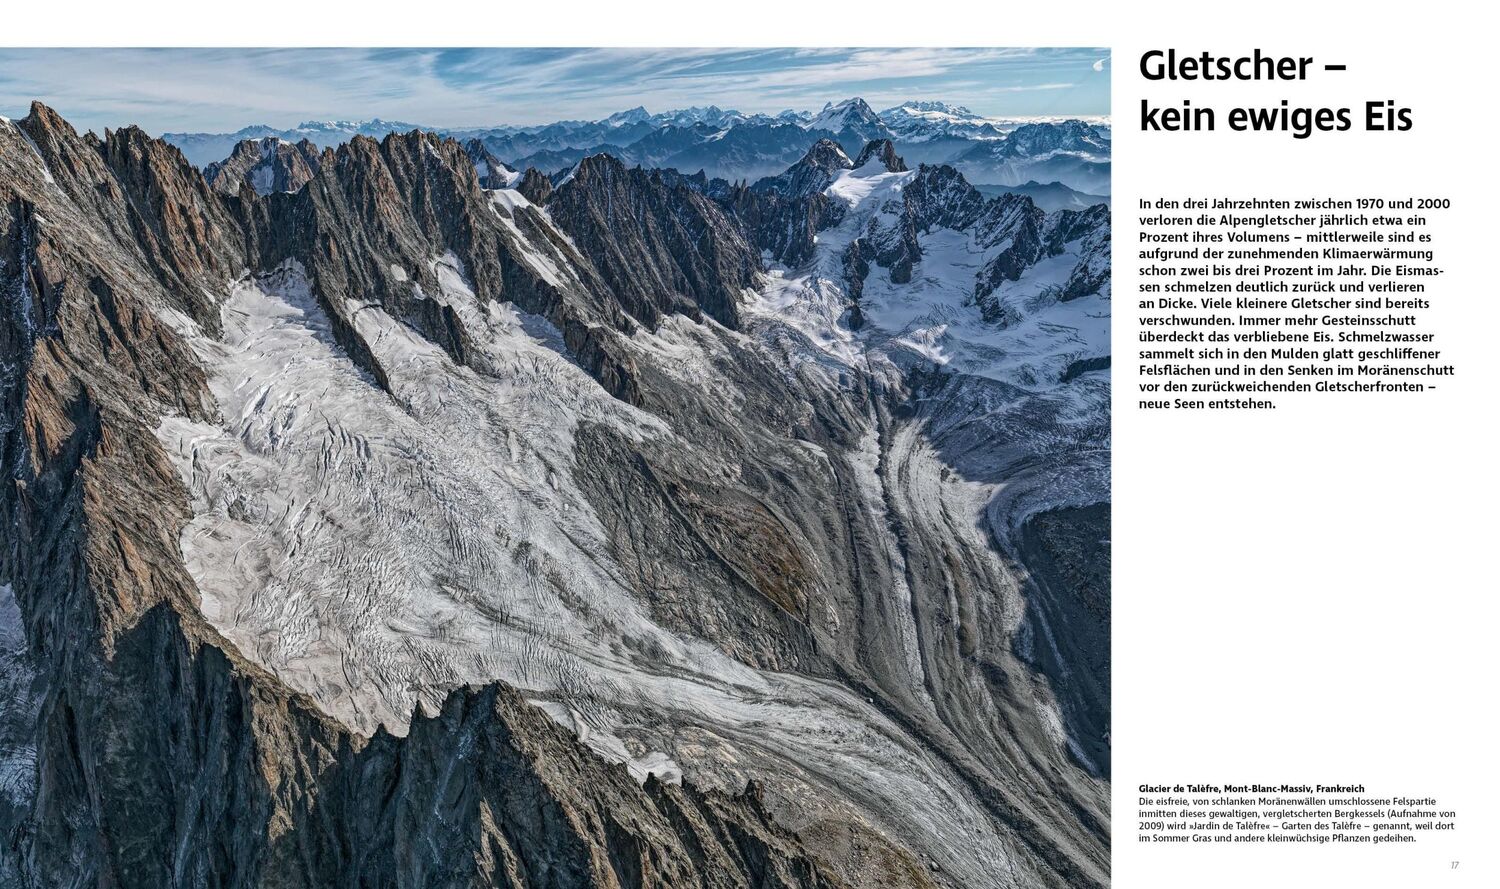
xmin=1139 ymin=50 xmax=1412 ymax=138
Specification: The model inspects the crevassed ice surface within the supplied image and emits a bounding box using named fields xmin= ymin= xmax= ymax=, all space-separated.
xmin=153 ymin=182 xmax=1106 ymax=886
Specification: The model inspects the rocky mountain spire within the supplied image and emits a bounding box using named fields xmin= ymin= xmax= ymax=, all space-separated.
xmin=204 ymin=136 xmax=321 ymax=195
xmin=460 ymin=137 xmax=516 ymax=189
xmin=763 ymin=138 xmax=854 ymax=196
xmin=515 ymin=166 xmax=553 ymax=204
xmin=853 ymin=138 xmax=907 ymax=173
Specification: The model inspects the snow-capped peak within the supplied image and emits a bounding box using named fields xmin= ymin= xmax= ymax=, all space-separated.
xmin=290 ymin=118 xmax=422 ymax=137
xmin=604 ymin=106 xmax=651 ymax=127
xmin=879 ymin=101 xmax=1008 ymax=143
xmin=806 ymin=97 xmax=881 ymax=132
xmin=883 ymin=100 xmax=977 ymax=118
xmin=295 ymin=119 xmax=368 ymax=131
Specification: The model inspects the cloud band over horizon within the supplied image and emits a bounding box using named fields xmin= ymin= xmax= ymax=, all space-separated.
xmin=0 ymin=47 xmax=1109 ymax=135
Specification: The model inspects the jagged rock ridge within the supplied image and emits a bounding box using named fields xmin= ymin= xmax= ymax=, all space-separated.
xmin=163 ymin=100 xmax=1113 ymax=195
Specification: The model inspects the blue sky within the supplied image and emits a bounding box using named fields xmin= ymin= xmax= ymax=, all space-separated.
xmin=0 ymin=48 xmax=1109 ymax=134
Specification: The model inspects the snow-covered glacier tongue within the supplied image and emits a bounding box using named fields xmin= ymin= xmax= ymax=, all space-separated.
xmin=146 ymin=223 xmax=1064 ymax=887
xmin=2 ymin=104 xmax=1109 ymax=889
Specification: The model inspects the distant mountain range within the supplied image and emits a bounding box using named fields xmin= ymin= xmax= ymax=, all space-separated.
xmin=161 ymin=98 xmax=1111 ymax=193
xmin=974 ymin=180 xmax=1112 ymax=214
xmin=160 ymin=118 xmax=422 ymax=174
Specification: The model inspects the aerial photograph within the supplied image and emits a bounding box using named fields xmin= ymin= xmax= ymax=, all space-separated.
xmin=0 ymin=47 xmax=1111 ymax=887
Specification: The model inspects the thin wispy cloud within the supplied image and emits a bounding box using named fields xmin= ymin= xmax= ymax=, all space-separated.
xmin=0 ymin=47 xmax=1109 ymax=134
